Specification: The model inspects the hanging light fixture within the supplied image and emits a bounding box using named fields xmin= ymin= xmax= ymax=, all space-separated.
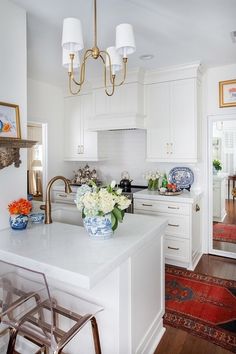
xmin=62 ymin=0 xmax=136 ymax=96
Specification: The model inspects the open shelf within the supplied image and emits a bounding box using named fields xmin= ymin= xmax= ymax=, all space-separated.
xmin=0 ymin=137 xmax=37 ymax=169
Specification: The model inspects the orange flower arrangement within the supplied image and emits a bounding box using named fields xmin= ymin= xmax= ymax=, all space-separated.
xmin=8 ymin=198 xmax=32 ymax=215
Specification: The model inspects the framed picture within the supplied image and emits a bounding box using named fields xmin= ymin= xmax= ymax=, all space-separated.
xmin=0 ymin=102 xmax=21 ymax=138
xmin=219 ymin=79 xmax=236 ymax=108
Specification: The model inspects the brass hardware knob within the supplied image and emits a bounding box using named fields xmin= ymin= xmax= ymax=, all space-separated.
xmin=195 ymin=204 xmax=200 ymax=212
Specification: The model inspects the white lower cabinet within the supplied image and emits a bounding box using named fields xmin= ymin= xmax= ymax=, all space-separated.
xmin=134 ymin=194 xmax=202 ymax=270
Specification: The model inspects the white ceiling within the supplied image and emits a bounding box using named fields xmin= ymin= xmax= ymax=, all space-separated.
xmin=10 ymin=0 xmax=236 ymax=87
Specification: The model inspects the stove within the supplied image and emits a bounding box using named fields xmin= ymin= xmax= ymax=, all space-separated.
xmin=120 ymin=185 xmax=146 ymax=213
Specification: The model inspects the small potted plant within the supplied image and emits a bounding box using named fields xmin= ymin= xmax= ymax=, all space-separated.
xmin=8 ymin=198 xmax=32 ymax=230
xmin=75 ymin=181 xmax=131 ymax=239
xmin=213 ymin=159 xmax=222 ymax=175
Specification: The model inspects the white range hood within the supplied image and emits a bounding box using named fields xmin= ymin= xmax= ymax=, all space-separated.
xmin=87 ymin=69 xmax=146 ymax=131
xmin=88 ymin=112 xmax=146 ymax=131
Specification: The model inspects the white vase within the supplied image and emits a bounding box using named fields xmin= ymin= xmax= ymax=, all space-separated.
xmin=83 ymin=213 xmax=113 ymax=240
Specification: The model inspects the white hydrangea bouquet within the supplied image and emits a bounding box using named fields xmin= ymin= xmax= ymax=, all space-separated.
xmin=143 ymin=170 xmax=161 ymax=191
xmin=75 ymin=181 xmax=131 ymax=231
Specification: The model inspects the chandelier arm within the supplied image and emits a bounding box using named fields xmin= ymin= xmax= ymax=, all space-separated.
xmin=99 ymin=55 xmax=115 ymax=96
xmin=71 ymin=50 xmax=92 ymax=86
xmin=100 ymin=50 xmax=114 ymax=84
xmin=114 ymin=58 xmax=127 ymax=87
xmin=105 ymin=77 xmax=115 ymax=96
xmin=69 ymin=73 xmax=83 ymax=95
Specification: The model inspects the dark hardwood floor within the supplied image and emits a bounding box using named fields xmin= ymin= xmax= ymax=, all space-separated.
xmin=154 ymin=254 xmax=236 ymax=354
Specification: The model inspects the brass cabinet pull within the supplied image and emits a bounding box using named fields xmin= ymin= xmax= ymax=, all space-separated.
xmin=58 ymin=194 xmax=68 ymax=198
xmin=168 ymin=223 xmax=179 ymax=227
xmin=168 ymin=206 xmax=180 ymax=209
xmin=168 ymin=246 xmax=180 ymax=250
xmin=142 ymin=203 xmax=153 ymax=207
xmin=166 ymin=143 xmax=169 ymax=154
xmin=195 ymin=204 xmax=200 ymax=212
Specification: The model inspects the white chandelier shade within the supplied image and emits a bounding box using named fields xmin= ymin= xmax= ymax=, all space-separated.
xmin=116 ymin=23 xmax=136 ymax=57
xmin=106 ymin=46 xmax=122 ymax=75
xmin=62 ymin=18 xmax=84 ymax=52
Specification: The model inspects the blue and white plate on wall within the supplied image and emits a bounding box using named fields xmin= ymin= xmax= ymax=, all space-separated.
xmin=168 ymin=167 xmax=194 ymax=189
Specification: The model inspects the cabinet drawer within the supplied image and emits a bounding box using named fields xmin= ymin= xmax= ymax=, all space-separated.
xmin=134 ymin=199 xmax=189 ymax=215
xmin=164 ymin=236 xmax=189 ymax=262
xmin=165 ymin=215 xmax=189 ymax=239
xmin=54 ymin=192 xmax=76 ymax=204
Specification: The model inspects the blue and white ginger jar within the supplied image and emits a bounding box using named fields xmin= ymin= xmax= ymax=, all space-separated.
xmin=83 ymin=213 xmax=113 ymax=240
xmin=10 ymin=214 xmax=29 ymax=230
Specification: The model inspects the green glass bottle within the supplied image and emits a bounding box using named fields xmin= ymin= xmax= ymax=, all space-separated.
xmin=162 ymin=173 xmax=168 ymax=188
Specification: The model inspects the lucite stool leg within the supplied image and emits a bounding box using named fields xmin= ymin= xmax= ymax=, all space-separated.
xmin=91 ymin=317 xmax=102 ymax=354
xmin=7 ymin=328 xmax=17 ymax=354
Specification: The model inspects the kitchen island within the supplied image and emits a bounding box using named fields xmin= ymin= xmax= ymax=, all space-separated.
xmin=0 ymin=213 xmax=167 ymax=354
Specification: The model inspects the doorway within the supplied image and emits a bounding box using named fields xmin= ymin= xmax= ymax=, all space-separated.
xmin=27 ymin=122 xmax=48 ymax=201
xmin=208 ymin=114 xmax=236 ymax=259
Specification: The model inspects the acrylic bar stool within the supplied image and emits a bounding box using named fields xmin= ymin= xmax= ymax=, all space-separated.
xmin=0 ymin=260 xmax=103 ymax=354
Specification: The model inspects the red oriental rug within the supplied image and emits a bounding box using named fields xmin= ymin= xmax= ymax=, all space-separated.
xmin=213 ymin=223 xmax=236 ymax=244
xmin=164 ymin=266 xmax=236 ymax=352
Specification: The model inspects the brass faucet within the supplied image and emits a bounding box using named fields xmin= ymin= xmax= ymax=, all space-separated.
xmin=42 ymin=176 xmax=72 ymax=224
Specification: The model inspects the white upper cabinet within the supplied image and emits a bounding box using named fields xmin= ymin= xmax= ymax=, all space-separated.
xmin=146 ymin=65 xmax=201 ymax=163
xmin=64 ymin=94 xmax=101 ymax=161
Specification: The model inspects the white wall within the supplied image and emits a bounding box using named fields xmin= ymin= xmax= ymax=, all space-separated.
xmin=27 ymin=78 xmax=67 ymax=180
xmin=201 ymin=64 xmax=236 ymax=252
xmin=0 ymin=0 xmax=27 ymax=230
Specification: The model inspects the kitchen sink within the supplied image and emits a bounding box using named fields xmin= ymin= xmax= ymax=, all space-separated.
xmin=52 ymin=205 xmax=83 ymax=226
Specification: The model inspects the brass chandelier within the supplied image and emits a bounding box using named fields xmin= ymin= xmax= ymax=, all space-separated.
xmin=62 ymin=0 xmax=136 ymax=96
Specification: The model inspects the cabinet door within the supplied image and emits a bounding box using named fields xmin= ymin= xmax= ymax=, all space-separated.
xmin=146 ymin=82 xmax=170 ymax=161
xmin=82 ymin=94 xmax=98 ymax=160
xmin=64 ymin=96 xmax=82 ymax=160
xmin=64 ymin=95 xmax=99 ymax=161
xmin=170 ymin=79 xmax=197 ymax=161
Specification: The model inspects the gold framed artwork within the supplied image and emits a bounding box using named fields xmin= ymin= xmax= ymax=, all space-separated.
xmin=0 ymin=102 xmax=21 ymax=138
xmin=219 ymin=79 xmax=236 ymax=108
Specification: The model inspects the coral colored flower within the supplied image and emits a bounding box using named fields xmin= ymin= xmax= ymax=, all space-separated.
xmin=8 ymin=198 xmax=32 ymax=215
xmin=3 ymin=123 xmax=11 ymax=132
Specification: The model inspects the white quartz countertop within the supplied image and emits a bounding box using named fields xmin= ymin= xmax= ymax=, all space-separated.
xmin=0 ymin=214 xmax=167 ymax=290
xmin=133 ymin=189 xmax=202 ymax=203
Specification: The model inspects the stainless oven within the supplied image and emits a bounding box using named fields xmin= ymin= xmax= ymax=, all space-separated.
xmin=121 ymin=186 xmax=146 ymax=213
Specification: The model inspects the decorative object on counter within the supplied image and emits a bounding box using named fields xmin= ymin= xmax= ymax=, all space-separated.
xmin=144 ymin=170 xmax=161 ymax=191
xmin=219 ymin=79 xmax=236 ymax=108
xmin=29 ymin=213 xmax=44 ymax=224
xmin=213 ymin=159 xmax=222 ymax=175
xmin=169 ymin=167 xmax=194 ymax=191
xmin=159 ymin=183 xmax=182 ymax=196
xmin=8 ymin=198 xmax=32 ymax=230
xmin=75 ymin=181 xmax=131 ymax=239
xmin=161 ymin=173 xmax=168 ymax=188
xmin=62 ymin=0 xmax=135 ymax=96
xmin=71 ymin=164 xmax=100 ymax=185
xmin=119 ymin=171 xmax=133 ymax=192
